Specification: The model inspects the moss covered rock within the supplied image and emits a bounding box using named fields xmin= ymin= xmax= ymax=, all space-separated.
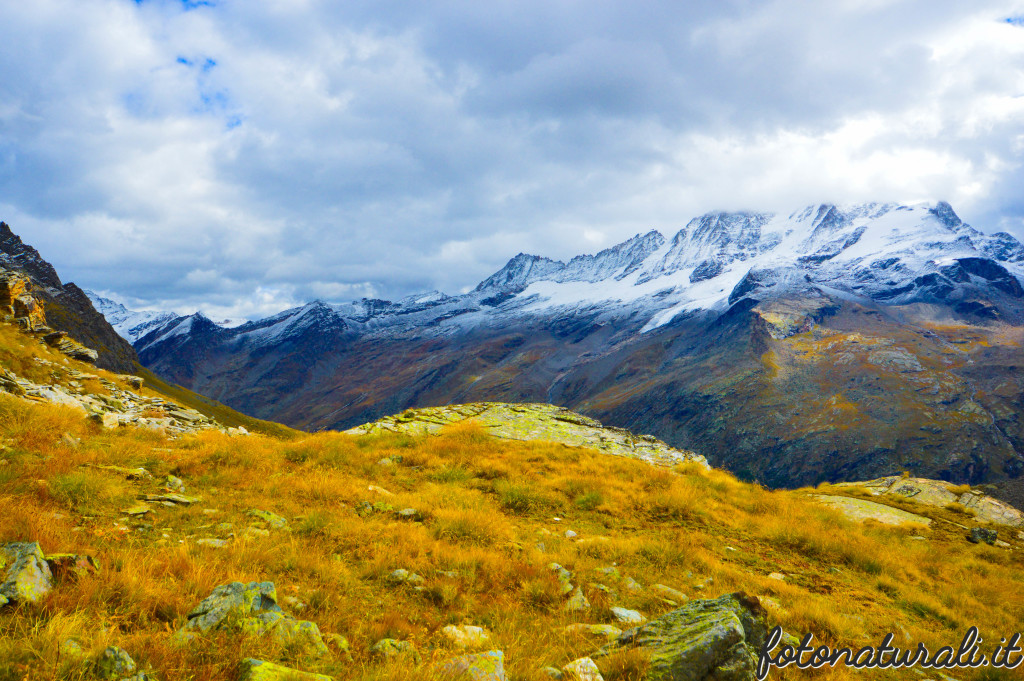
xmin=439 ymin=650 xmax=505 ymax=680
xmin=346 ymin=403 xmax=707 ymax=468
xmin=178 ymin=581 xmax=328 ymax=657
xmin=236 ymin=658 xmax=334 ymax=681
xmin=0 ymin=542 xmax=53 ymax=604
xmin=591 ymin=592 xmax=768 ymax=681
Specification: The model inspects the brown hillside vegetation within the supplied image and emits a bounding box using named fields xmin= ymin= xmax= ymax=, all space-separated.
xmin=0 ymin=391 xmax=1022 ymax=679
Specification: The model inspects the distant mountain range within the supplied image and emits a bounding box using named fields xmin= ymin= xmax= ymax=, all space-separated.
xmin=88 ymin=202 xmax=1024 ymax=503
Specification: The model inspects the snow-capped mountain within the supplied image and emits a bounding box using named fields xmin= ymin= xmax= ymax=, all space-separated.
xmin=85 ymin=291 xmax=249 ymax=344
xmin=101 ymin=201 xmax=1024 ymax=502
xmin=132 ymin=201 xmax=1022 ymax=356
xmin=85 ymin=291 xmax=182 ymax=344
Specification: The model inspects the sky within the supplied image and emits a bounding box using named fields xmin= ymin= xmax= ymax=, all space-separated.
xmin=1 ymin=0 xmax=1023 ymax=320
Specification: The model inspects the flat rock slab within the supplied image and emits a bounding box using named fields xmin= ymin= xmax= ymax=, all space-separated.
xmin=812 ymin=495 xmax=932 ymax=526
xmin=346 ymin=402 xmax=707 ymax=468
xmin=831 ymin=476 xmax=1024 ymax=528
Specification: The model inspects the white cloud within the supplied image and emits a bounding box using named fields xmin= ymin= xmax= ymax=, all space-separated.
xmin=0 ymin=0 xmax=1022 ymax=319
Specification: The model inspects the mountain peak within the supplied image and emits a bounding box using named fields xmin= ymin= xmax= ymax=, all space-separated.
xmin=474 ymin=253 xmax=565 ymax=292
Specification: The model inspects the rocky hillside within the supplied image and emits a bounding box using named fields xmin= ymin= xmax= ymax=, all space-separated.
xmin=0 ymin=221 xmax=139 ymax=373
xmin=1 ymin=341 xmax=1023 ymax=680
xmin=118 ymin=203 xmax=1024 ymax=505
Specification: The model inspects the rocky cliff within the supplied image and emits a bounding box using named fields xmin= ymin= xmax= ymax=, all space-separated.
xmin=0 ymin=221 xmax=139 ymax=373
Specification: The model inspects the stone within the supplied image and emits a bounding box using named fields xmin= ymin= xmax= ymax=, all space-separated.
xmin=563 ymin=657 xmax=604 ymax=681
xmin=565 ymin=530 xmax=578 ymax=539
xmin=767 ymin=573 xmax=786 ymax=581
xmin=236 ymin=658 xmax=334 ymax=681
xmin=122 ymin=375 xmax=144 ymax=390
xmin=562 ymin=624 xmax=623 ymax=641
xmin=622 ymin=577 xmax=643 ymax=593
xmin=440 ymin=650 xmax=506 ymax=680
xmin=248 ymin=509 xmax=289 ymax=529
xmin=968 ymin=527 xmax=998 ymax=545
xmin=43 ymin=331 xmax=99 ymax=363
xmin=610 ymin=607 xmax=646 ymax=625
xmin=994 ymin=539 xmax=1011 ymax=549
xmin=179 ymin=581 xmax=329 ymax=657
xmin=59 ymin=638 xmax=85 ymax=659
xmin=548 ymin=563 xmax=574 ymax=595
xmin=592 ymin=592 xmax=768 ymax=681
xmin=371 ymin=638 xmax=421 ymax=663
xmin=144 ymin=493 xmax=200 ymax=505
xmin=197 ymin=538 xmax=229 ymax=549
xmin=99 ymin=412 xmax=121 ymax=429
xmin=0 ymin=542 xmax=53 ymax=604
xmin=565 ymin=586 xmax=591 ymax=612
xmin=244 ymin=527 xmax=271 ymax=539
xmin=594 ymin=566 xmax=621 ymax=580
xmin=44 ymin=553 xmax=100 ymax=581
xmin=323 ymin=633 xmax=352 ymax=661
xmin=442 ymin=624 xmax=491 ymax=649
xmin=397 ymin=508 xmax=423 ymax=521
xmin=124 ymin=505 xmax=152 ymax=517
xmin=542 ymin=667 xmax=565 ymax=679
xmin=94 ymin=646 xmax=136 ymax=680
xmin=651 ymin=584 xmax=688 ymax=604
xmin=165 ymin=475 xmax=185 ymax=493
xmin=368 ymin=485 xmax=394 ymax=496
xmin=388 ymin=568 xmax=425 ymax=585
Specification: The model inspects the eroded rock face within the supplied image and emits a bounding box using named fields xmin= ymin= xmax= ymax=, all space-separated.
xmin=346 ymin=403 xmax=708 ymax=469
xmin=178 ymin=582 xmax=329 ymax=657
xmin=0 ymin=270 xmax=46 ymax=330
xmin=592 ymin=592 xmax=768 ymax=681
xmin=0 ymin=542 xmax=54 ymax=604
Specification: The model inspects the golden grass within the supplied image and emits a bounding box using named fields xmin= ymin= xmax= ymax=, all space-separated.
xmin=0 ymin=394 xmax=1021 ymax=680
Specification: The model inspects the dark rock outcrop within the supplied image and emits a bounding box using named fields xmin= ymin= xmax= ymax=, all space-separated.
xmin=0 ymin=222 xmax=138 ymax=372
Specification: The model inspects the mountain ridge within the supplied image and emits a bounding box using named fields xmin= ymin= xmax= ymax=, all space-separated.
xmin=91 ymin=201 xmax=1024 ymax=505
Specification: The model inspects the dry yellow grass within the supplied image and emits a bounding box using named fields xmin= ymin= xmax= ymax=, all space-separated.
xmin=0 ymin=390 xmax=1021 ymax=680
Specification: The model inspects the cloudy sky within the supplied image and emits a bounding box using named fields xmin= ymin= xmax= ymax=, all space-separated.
xmin=1 ymin=0 xmax=1023 ymax=319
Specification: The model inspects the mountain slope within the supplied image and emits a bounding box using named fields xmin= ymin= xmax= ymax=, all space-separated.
xmin=1 ymin=358 xmax=1023 ymax=679
xmin=122 ymin=202 xmax=1024 ymax=501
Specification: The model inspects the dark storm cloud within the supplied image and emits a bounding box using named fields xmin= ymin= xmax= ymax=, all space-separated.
xmin=0 ymin=0 xmax=1022 ymax=318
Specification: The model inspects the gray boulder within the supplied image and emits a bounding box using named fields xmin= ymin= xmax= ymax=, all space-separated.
xmin=592 ymin=592 xmax=768 ymax=681
xmin=178 ymin=581 xmax=328 ymax=656
xmin=94 ymin=646 xmax=136 ymax=679
xmin=0 ymin=542 xmax=53 ymax=604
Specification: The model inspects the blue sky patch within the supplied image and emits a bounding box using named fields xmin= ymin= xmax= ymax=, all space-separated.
xmin=1006 ymin=17 xmax=1024 ymax=26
